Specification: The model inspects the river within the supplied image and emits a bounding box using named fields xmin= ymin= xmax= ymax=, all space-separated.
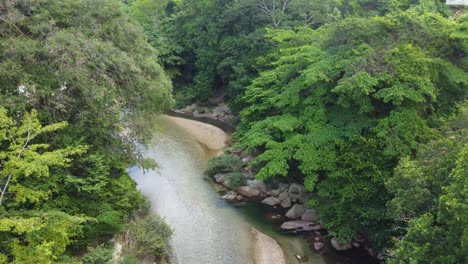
xmin=129 ymin=115 xmax=326 ymax=264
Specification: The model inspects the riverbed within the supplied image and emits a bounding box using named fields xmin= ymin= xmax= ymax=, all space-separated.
xmin=129 ymin=115 xmax=325 ymax=264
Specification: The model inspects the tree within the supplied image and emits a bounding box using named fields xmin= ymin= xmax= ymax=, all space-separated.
xmin=0 ymin=107 xmax=87 ymax=207
xmin=235 ymin=11 xmax=467 ymax=245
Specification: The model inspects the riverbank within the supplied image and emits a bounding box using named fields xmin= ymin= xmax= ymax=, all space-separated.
xmin=155 ymin=115 xmax=289 ymax=264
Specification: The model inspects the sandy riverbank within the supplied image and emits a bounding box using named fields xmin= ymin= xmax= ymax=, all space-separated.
xmin=252 ymin=228 xmax=287 ymax=264
xmin=164 ymin=114 xmax=288 ymax=264
xmin=165 ymin=115 xmax=227 ymax=152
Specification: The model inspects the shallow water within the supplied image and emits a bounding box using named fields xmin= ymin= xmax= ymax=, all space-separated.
xmin=129 ymin=115 xmax=326 ymax=264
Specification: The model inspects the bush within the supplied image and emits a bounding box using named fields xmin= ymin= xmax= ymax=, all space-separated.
xmin=204 ymin=154 xmax=243 ymax=176
xmin=227 ymin=173 xmax=247 ymax=189
xmin=123 ymin=214 xmax=172 ymax=260
xmin=82 ymin=244 xmax=114 ymax=264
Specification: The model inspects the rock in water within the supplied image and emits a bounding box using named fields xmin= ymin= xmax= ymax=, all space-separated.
xmin=262 ymin=197 xmax=281 ymax=206
xmin=286 ymin=204 xmax=305 ymax=219
xmin=280 ymin=221 xmax=319 ymax=230
xmin=301 ymin=209 xmax=317 ymax=222
xmin=313 ymin=242 xmax=324 ymax=251
xmin=236 ymin=186 xmax=261 ymax=197
xmin=330 ymin=238 xmax=353 ymax=251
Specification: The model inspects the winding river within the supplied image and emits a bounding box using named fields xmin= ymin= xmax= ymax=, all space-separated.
xmin=130 ymin=115 xmax=326 ymax=264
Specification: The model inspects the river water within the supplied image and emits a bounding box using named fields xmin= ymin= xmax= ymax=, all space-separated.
xmin=129 ymin=116 xmax=326 ymax=264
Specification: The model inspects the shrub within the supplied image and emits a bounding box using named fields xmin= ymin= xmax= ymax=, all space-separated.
xmin=204 ymin=154 xmax=243 ymax=176
xmin=227 ymin=173 xmax=247 ymax=189
xmin=123 ymin=214 xmax=172 ymax=260
xmin=82 ymin=244 xmax=114 ymax=264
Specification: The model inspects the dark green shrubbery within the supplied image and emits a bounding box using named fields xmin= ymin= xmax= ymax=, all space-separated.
xmin=227 ymin=173 xmax=247 ymax=189
xmin=122 ymin=214 xmax=173 ymax=261
xmin=82 ymin=244 xmax=114 ymax=264
xmin=204 ymin=154 xmax=243 ymax=176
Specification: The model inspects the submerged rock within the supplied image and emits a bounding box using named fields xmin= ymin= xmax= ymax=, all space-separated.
xmin=262 ymin=197 xmax=281 ymax=206
xmin=313 ymin=242 xmax=324 ymax=251
xmin=286 ymin=204 xmax=305 ymax=219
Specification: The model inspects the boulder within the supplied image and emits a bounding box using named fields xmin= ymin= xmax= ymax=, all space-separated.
xmin=280 ymin=197 xmax=292 ymax=208
xmin=247 ymin=179 xmax=267 ymax=193
xmin=330 ymin=238 xmax=353 ymax=251
xmin=236 ymin=186 xmax=261 ymax=197
xmin=301 ymin=209 xmax=317 ymax=222
xmin=277 ymin=183 xmax=289 ymax=193
xmin=280 ymin=221 xmax=314 ymax=230
xmin=313 ymin=242 xmax=324 ymax=251
xmin=286 ymin=204 xmax=305 ymax=219
xmin=213 ymin=173 xmax=227 ymax=184
xmin=288 ymin=183 xmax=306 ymax=203
xmin=262 ymin=197 xmax=281 ymax=206
xmin=278 ymin=191 xmax=289 ymax=201
xmin=280 ymin=221 xmax=322 ymax=231
xmin=221 ymin=191 xmax=238 ymax=200
xmin=242 ymin=155 xmax=253 ymax=165
xmin=270 ymin=189 xmax=281 ymax=197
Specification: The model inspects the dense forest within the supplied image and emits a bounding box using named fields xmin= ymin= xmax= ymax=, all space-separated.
xmin=125 ymin=0 xmax=466 ymax=262
xmin=0 ymin=0 xmax=466 ymax=263
xmin=0 ymin=0 xmax=172 ymax=263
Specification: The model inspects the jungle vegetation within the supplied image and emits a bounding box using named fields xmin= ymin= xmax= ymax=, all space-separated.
xmin=0 ymin=0 xmax=466 ymax=263
xmin=126 ymin=0 xmax=467 ymax=262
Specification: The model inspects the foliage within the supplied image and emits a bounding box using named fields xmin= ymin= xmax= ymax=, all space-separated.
xmin=119 ymin=255 xmax=141 ymax=264
xmin=0 ymin=210 xmax=91 ymax=264
xmin=0 ymin=0 xmax=173 ymax=262
xmin=386 ymin=103 xmax=467 ymax=263
xmin=227 ymin=172 xmax=247 ymax=189
xmin=122 ymin=214 xmax=173 ymax=260
xmin=204 ymin=153 xmax=243 ymax=177
xmin=235 ymin=11 xmax=467 ymax=246
xmin=82 ymin=244 xmax=114 ymax=264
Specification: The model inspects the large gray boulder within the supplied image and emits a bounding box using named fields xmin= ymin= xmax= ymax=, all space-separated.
xmin=280 ymin=221 xmax=322 ymax=231
xmin=262 ymin=197 xmax=281 ymax=206
xmin=288 ymin=183 xmax=307 ymax=203
xmin=280 ymin=221 xmax=314 ymax=230
xmin=236 ymin=186 xmax=261 ymax=197
xmin=286 ymin=204 xmax=305 ymax=219
xmin=247 ymin=179 xmax=267 ymax=193
xmin=330 ymin=238 xmax=353 ymax=251
xmin=301 ymin=209 xmax=317 ymax=222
